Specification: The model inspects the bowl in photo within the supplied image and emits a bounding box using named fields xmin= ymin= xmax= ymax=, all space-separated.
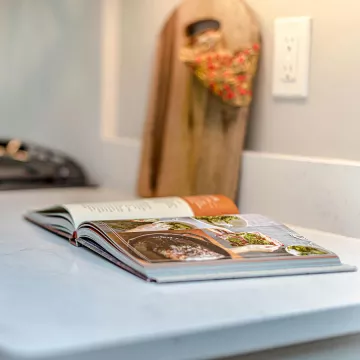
xmin=127 ymin=232 xmax=230 ymax=262
xmin=126 ymin=221 xmax=196 ymax=232
xmin=219 ymin=232 xmax=283 ymax=253
xmin=194 ymin=215 xmax=247 ymax=228
xmin=285 ymin=245 xmax=329 ymax=257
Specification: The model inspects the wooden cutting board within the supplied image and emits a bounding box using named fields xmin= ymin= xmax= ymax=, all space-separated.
xmin=138 ymin=0 xmax=260 ymax=200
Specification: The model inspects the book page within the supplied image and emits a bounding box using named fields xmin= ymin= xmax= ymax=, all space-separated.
xmin=64 ymin=195 xmax=239 ymax=229
xmin=65 ymin=197 xmax=193 ymax=228
xmin=91 ymin=214 xmax=337 ymax=266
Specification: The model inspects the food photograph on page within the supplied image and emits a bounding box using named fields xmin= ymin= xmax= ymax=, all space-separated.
xmin=193 ymin=214 xmax=282 ymax=229
xmin=204 ymin=223 xmax=333 ymax=259
xmin=103 ymin=219 xmax=198 ymax=232
xmin=194 ymin=215 xmax=248 ymax=228
xmin=100 ymin=215 xmax=247 ymax=234
xmin=108 ymin=229 xmax=233 ymax=263
xmin=98 ymin=215 xmax=334 ymax=262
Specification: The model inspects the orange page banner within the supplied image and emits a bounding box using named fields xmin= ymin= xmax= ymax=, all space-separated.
xmin=182 ymin=195 xmax=239 ymax=216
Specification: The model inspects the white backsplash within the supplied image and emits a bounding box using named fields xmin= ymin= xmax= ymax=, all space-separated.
xmin=239 ymin=151 xmax=360 ymax=239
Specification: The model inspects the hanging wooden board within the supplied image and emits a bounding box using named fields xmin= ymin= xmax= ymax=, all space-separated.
xmin=138 ymin=0 xmax=260 ymax=200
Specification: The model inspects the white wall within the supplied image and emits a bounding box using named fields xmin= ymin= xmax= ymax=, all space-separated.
xmin=117 ymin=0 xmax=179 ymax=138
xmin=0 ymin=0 xmax=103 ymax=182
xmin=3 ymin=0 xmax=360 ymax=161
xmin=0 ymin=0 xmax=178 ymax=189
xmin=246 ymin=0 xmax=360 ymax=161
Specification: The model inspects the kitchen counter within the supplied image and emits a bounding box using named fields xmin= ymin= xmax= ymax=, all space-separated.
xmin=1 ymin=188 xmax=360 ymax=360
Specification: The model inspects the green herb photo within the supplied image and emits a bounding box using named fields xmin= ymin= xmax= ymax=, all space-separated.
xmin=287 ymin=246 xmax=328 ymax=256
xmin=195 ymin=215 xmax=239 ymax=225
xmin=163 ymin=222 xmax=193 ymax=231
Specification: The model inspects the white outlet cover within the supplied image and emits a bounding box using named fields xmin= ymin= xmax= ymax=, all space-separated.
xmin=272 ymin=17 xmax=312 ymax=98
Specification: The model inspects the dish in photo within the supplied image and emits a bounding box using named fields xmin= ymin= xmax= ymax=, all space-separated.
xmin=126 ymin=221 xmax=196 ymax=232
xmin=216 ymin=231 xmax=283 ymax=254
xmin=285 ymin=245 xmax=329 ymax=257
xmin=102 ymin=219 xmax=196 ymax=233
xmin=194 ymin=215 xmax=247 ymax=228
xmin=127 ymin=231 xmax=231 ymax=262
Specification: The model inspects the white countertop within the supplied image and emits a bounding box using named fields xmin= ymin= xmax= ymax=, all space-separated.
xmin=1 ymin=188 xmax=360 ymax=360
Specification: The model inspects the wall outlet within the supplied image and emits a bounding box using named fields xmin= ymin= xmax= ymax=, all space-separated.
xmin=281 ymin=36 xmax=298 ymax=83
xmin=272 ymin=17 xmax=312 ymax=98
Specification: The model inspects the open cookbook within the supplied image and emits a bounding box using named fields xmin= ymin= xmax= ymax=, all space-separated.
xmin=25 ymin=195 xmax=356 ymax=282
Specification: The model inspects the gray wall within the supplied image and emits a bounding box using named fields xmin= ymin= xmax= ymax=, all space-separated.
xmin=118 ymin=0 xmax=360 ymax=162
xmin=2 ymin=0 xmax=360 ymax=186
xmin=117 ymin=0 xmax=177 ymax=138
xmin=246 ymin=0 xmax=360 ymax=161
xmin=0 ymin=0 xmax=102 ymax=181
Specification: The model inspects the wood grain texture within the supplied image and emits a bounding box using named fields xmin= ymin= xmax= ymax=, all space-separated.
xmin=138 ymin=0 xmax=260 ymax=200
